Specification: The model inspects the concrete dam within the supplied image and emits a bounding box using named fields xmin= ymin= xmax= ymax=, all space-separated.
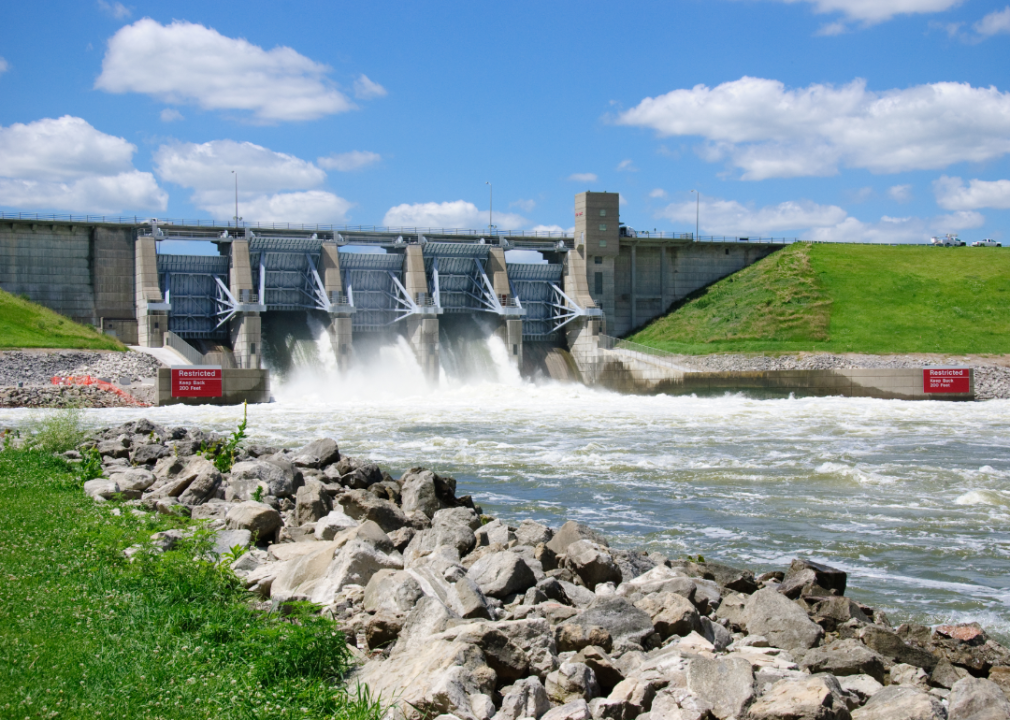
xmin=9 ymin=191 xmax=954 ymax=400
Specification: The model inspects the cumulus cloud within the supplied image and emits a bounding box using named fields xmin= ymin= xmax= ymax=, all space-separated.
xmin=317 ymin=150 xmax=381 ymax=171
xmin=934 ymin=175 xmax=1010 ymax=210
xmin=160 ymin=108 xmax=183 ymax=122
xmin=975 ymin=6 xmax=1010 ymax=36
xmin=889 ymin=184 xmax=913 ymax=202
xmin=766 ymin=0 xmax=962 ymax=24
xmin=0 ymin=116 xmax=166 ymax=213
xmin=353 ymin=74 xmax=387 ymax=99
xmin=382 ymin=200 xmax=526 ymax=230
xmin=511 ymin=198 xmax=536 ymax=213
xmin=617 ymin=76 xmax=1010 ymax=179
xmin=529 ymin=224 xmax=569 ymax=234
xmin=649 ymin=188 xmax=668 ymax=199
xmin=658 ymin=196 xmax=847 ymax=236
xmin=569 ymin=173 xmax=598 ymax=183
xmin=808 ymin=211 xmax=984 ymax=243
xmin=0 ymin=57 xmax=8 ymax=76
xmin=96 ymin=19 xmax=355 ymax=122
xmin=97 ymin=0 xmax=131 ymax=19
xmin=154 ymin=139 xmax=350 ymax=222
xmin=616 ymin=159 xmax=637 ymax=172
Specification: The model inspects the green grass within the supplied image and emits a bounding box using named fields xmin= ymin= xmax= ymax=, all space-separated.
xmin=0 ymin=288 xmax=125 ymax=350
xmin=628 ymin=243 xmax=1010 ymax=355
xmin=0 ymin=444 xmax=381 ymax=720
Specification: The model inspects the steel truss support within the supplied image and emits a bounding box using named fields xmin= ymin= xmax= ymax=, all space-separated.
xmin=549 ymin=283 xmax=602 ymax=333
xmin=385 ymin=271 xmax=439 ymax=325
xmin=465 ymin=259 xmax=525 ymax=317
xmin=213 ymin=276 xmax=266 ymax=329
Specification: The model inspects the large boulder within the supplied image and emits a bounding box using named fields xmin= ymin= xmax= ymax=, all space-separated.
xmin=176 ymin=456 xmax=223 ymax=505
xmin=541 ymin=700 xmax=591 ymax=720
xmin=407 ymin=507 xmax=480 ymax=561
xmin=467 ymin=551 xmax=537 ymax=599
xmin=618 ymin=565 xmax=695 ymax=599
xmin=337 ymin=489 xmax=410 ymax=533
xmin=294 ymin=480 xmax=332 ymax=526
xmin=857 ymin=626 xmax=937 ymax=672
xmin=634 ymin=591 xmax=701 ymax=639
xmin=932 ymin=624 xmax=1010 ymax=676
xmin=850 ymin=686 xmax=945 ymax=720
xmin=228 ymin=459 xmax=297 ymax=500
xmin=779 ymin=558 xmax=847 ymax=599
xmin=748 ymin=674 xmax=851 ymax=720
xmin=225 ymin=501 xmax=282 ymax=539
xmin=671 ymin=559 xmax=758 ymax=595
xmin=130 ymin=443 xmax=171 ymax=465
xmin=269 ymin=542 xmax=339 ymax=602
xmin=948 ymin=677 xmax=1010 ymax=720
xmin=364 ymin=569 xmax=425 ymax=615
xmin=449 ymin=577 xmax=493 ymax=620
xmin=684 ymin=655 xmax=755 ymax=720
xmin=515 ymin=520 xmax=553 ymax=547
xmin=315 ymin=509 xmax=359 ymax=540
xmin=545 ymin=662 xmax=600 ymax=704
xmin=84 ymin=478 xmax=120 ymax=501
xmin=393 ymin=596 xmax=462 ymax=651
xmin=802 ymin=639 xmax=888 ymax=684
xmin=290 ymin=438 xmax=340 ymax=468
xmin=546 ymin=521 xmax=609 ymax=555
xmin=439 ymin=624 xmax=530 ymax=681
xmin=564 ymin=540 xmax=622 ymax=590
xmin=109 ymin=468 xmax=157 ymax=494
xmin=743 ymin=588 xmax=824 ymax=651
xmin=401 ymin=468 xmax=441 ymax=518
xmin=571 ymin=646 xmax=623 ymax=695
xmin=569 ymin=597 xmax=656 ymax=649
xmin=490 ymin=618 xmax=559 ymax=678
xmin=493 ymin=676 xmax=550 ymax=720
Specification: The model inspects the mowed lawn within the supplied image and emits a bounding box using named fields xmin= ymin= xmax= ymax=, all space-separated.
xmin=0 ymin=288 xmax=125 ymax=350
xmin=628 ymin=243 xmax=1010 ymax=355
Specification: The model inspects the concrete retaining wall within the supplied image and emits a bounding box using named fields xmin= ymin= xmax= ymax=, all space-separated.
xmin=154 ymin=368 xmax=271 ymax=406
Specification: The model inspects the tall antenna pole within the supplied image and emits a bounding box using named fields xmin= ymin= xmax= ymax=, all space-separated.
xmin=692 ymin=189 xmax=700 ymax=240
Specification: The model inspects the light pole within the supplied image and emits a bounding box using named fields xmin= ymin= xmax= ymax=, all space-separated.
xmin=691 ymin=189 xmax=700 ymax=240
xmin=231 ymin=170 xmax=241 ymax=227
xmin=485 ymin=181 xmax=493 ymax=233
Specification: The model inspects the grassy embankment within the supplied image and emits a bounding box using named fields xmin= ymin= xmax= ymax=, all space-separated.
xmin=628 ymin=243 xmax=1010 ymax=355
xmin=0 ymin=287 xmax=125 ymax=350
xmin=0 ymin=417 xmax=380 ymax=720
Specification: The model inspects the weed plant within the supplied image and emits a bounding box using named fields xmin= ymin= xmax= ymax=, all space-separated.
xmin=0 ymin=446 xmax=382 ymax=720
xmin=22 ymin=407 xmax=89 ymax=455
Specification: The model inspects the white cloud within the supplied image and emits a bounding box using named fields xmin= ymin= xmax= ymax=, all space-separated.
xmin=0 ymin=57 xmax=8 ymax=76
xmin=767 ymin=0 xmax=962 ymax=24
xmin=160 ymin=108 xmax=183 ymax=122
xmin=816 ymin=21 xmax=849 ymax=34
xmin=849 ymin=186 xmax=874 ymax=202
xmin=97 ymin=0 xmax=131 ymax=19
xmin=569 ymin=173 xmax=598 ymax=183
xmin=529 ymin=224 xmax=571 ymax=234
xmin=889 ymin=184 xmax=913 ymax=202
xmin=0 ymin=115 xmax=166 ymax=213
xmin=353 ymin=74 xmax=387 ymax=99
xmin=975 ymin=6 xmax=1010 ymax=36
xmin=153 ymin=139 xmax=353 ymax=222
xmin=616 ymin=159 xmax=637 ymax=172
xmin=649 ymin=188 xmax=668 ymax=199
xmin=382 ymin=200 xmax=526 ymax=230
xmin=618 ymin=76 xmax=1010 ymax=179
xmin=658 ymin=196 xmax=847 ymax=236
xmin=317 ymin=150 xmax=381 ymax=171
xmin=511 ymin=198 xmax=536 ymax=212
xmin=96 ymin=19 xmax=355 ymax=122
xmin=933 ymin=175 xmax=1010 ymax=210
xmin=201 ymin=190 xmax=352 ymax=224
xmin=808 ymin=210 xmax=984 ymax=243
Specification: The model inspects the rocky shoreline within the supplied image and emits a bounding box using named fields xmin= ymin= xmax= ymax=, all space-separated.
xmin=76 ymin=419 xmax=1010 ymax=720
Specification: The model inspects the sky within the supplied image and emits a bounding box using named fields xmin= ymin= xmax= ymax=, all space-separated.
xmin=1 ymin=0 xmax=1009 ymax=243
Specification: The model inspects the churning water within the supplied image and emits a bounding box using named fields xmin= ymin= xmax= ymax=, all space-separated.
xmin=5 ymin=324 xmax=1009 ymax=638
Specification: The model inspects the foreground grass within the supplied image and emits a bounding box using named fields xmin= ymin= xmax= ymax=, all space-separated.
xmin=628 ymin=243 xmax=1010 ymax=355
xmin=0 ymin=447 xmax=379 ymax=720
xmin=0 ymin=288 xmax=125 ymax=350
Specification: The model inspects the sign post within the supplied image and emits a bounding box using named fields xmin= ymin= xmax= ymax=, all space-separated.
xmin=171 ymin=366 xmax=223 ymax=398
xmin=923 ymin=368 xmax=971 ymax=395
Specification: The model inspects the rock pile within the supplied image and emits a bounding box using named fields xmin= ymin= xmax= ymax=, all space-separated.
xmin=79 ymin=420 xmax=1010 ymax=720
xmin=0 ymin=384 xmax=144 ymax=408
xmin=0 ymin=349 xmax=164 ymax=387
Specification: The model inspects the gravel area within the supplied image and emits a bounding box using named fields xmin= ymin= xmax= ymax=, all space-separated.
xmin=0 ymin=350 xmax=165 ymax=387
xmin=659 ymin=352 xmax=1010 ymax=400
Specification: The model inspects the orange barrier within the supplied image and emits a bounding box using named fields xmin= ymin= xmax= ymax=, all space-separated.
xmin=50 ymin=375 xmax=150 ymax=407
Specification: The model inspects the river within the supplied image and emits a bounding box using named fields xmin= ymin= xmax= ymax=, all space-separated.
xmin=4 ymin=333 xmax=1009 ymax=640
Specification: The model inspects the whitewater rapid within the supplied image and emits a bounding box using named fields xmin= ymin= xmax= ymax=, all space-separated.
xmin=4 ymin=330 xmax=1009 ymax=639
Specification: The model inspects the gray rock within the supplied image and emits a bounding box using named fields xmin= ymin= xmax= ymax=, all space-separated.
xmin=444 ymin=624 xmax=530 ymax=681
xmin=337 ymin=489 xmax=410 ymax=533
xmin=363 ymin=569 xmax=425 ymax=615
xmin=291 ymin=437 xmax=340 ymax=468
xmin=634 ymin=592 xmax=701 ymax=639
xmin=451 ymin=576 xmax=493 ymax=620
xmin=858 ymin=626 xmax=938 ymax=672
xmin=748 ymin=674 xmax=851 ymax=720
xmin=211 ymin=529 xmax=252 ymax=557
xmin=541 ymin=700 xmax=591 ymax=720
xmin=851 ymin=685 xmax=945 ymax=720
xmin=572 ymin=645 xmax=623 ymax=694
xmin=395 ymin=596 xmax=462 ymax=650
xmin=556 ymin=624 xmax=613 ymax=654
xmin=365 ymin=612 xmax=404 ymax=651
xmin=930 ymin=658 xmax=970 ymax=690
xmin=225 ymin=501 xmax=282 ymax=539
xmin=489 ymin=618 xmax=559 ymax=679
xmin=315 ymin=508 xmax=359 ymax=540
xmin=780 ymin=558 xmax=848 ymax=599
xmin=97 ymin=438 xmax=130 ymax=458
xmin=802 ymin=639 xmax=888 ymax=684
xmin=476 ymin=519 xmax=514 ymax=547
xmin=493 ymin=676 xmax=551 ymax=720
xmin=294 ymin=480 xmax=332 ymax=526
xmin=130 ymin=443 xmax=171 ymax=465
xmin=838 ymin=675 xmax=884 ymax=706
xmin=546 ymin=662 xmax=600 ymax=703
xmin=309 ymin=539 xmax=403 ymax=605
xmin=744 ymin=588 xmax=824 ymax=651
xmin=401 ymin=468 xmax=441 ymax=518
xmin=672 ymin=559 xmax=758 ymax=595
xmin=516 ymin=519 xmax=554 ymax=547
xmin=84 ymin=478 xmax=120 ymax=501
xmin=809 ymin=596 xmax=872 ymax=632
xmin=191 ymin=500 xmax=231 ymax=520
xmin=547 ymin=521 xmax=609 ymax=555
xmin=699 ymin=616 xmax=733 ymax=651
xmin=948 ymin=677 xmax=1010 ymax=720
xmin=565 ymin=540 xmax=623 ymax=590
xmin=228 ymin=460 xmax=294 ymax=500
xmin=570 ymin=597 xmax=656 ymax=648
xmin=467 ymin=551 xmax=537 ymax=599
xmin=685 ymin=655 xmax=755 ymax=720
xmin=109 ymin=467 xmax=156 ymax=494
xmin=176 ymin=456 xmax=222 ymax=505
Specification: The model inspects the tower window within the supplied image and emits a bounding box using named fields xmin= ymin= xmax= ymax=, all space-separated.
xmin=599 ymin=209 xmax=607 ymax=217
xmin=599 ymin=224 xmax=607 ymax=231
xmin=595 ymin=272 xmax=603 ymax=295
xmin=594 ymin=256 xmax=602 ymax=265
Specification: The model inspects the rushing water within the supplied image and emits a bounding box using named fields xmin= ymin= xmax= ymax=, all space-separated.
xmin=4 ymin=326 xmax=1009 ymax=639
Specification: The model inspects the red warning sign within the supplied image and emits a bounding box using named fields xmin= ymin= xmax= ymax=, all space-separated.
xmin=171 ymin=366 xmax=222 ymax=398
xmin=923 ymin=368 xmax=970 ymax=394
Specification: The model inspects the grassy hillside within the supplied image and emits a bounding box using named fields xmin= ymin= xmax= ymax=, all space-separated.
xmin=628 ymin=243 xmax=1010 ymax=355
xmin=0 ymin=287 xmax=125 ymax=350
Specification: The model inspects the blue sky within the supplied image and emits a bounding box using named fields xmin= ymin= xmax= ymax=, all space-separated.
xmin=1 ymin=0 xmax=1009 ymax=243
